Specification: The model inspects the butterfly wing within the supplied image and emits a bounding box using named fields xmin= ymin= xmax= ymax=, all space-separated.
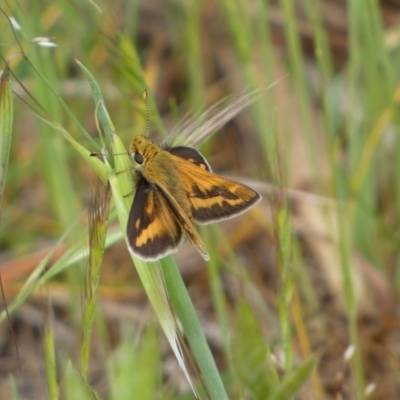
xmin=127 ymin=177 xmax=184 ymax=261
xmin=167 ymin=146 xmax=212 ymax=171
xmin=169 ymin=150 xmax=261 ymax=224
xmin=148 ymin=174 xmax=210 ymax=260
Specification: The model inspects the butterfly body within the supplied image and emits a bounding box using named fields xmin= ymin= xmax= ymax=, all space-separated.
xmin=127 ymin=135 xmax=261 ymax=261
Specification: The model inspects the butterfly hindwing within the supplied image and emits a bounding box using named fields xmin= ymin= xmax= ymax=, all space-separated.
xmin=167 ymin=146 xmax=212 ymax=171
xmin=149 ymin=176 xmax=210 ymax=260
xmin=127 ymin=176 xmax=183 ymax=260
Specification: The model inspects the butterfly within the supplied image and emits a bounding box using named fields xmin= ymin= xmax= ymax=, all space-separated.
xmin=126 ymin=134 xmax=261 ymax=261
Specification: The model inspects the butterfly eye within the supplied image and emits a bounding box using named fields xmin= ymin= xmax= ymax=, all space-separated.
xmin=134 ymin=153 xmax=144 ymax=164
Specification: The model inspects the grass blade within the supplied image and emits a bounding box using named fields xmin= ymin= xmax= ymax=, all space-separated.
xmin=0 ymin=65 xmax=13 ymax=216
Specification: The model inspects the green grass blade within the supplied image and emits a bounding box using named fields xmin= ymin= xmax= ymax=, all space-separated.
xmin=172 ymin=2 xmax=205 ymax=110
xmin=0 ymin=66 xmax=13 ymax=216
xmin=76 ymin=60 xmax=115 ymax=146
xmin=279 ymin=0 xmax=320 ymax=186
xmin=22 ymin=44 xmax=79 ymax=233
xmin=43 ymin=319 xmax=59 ymax=400
xmin=162 ymin=256 xmax=229 ymax=400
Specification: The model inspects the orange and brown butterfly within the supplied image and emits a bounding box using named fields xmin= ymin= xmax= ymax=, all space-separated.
xmin=127 ymin=134 xmax=261 ymax=261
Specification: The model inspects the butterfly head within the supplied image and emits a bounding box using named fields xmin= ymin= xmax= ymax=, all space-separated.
xmin=129 ymin=135 xmax=154 ymax=167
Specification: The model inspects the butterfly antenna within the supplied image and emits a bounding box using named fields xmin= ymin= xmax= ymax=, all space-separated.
xmin=143 ymin=89 xmax=150 ymax=137
xmin=90 ymin=151 xmax=128 ymax=157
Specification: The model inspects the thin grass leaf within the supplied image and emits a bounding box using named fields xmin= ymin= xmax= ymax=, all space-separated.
xmin=0 ymin=65 xmax=13 ymax=216
xmin=218 ymin=0 xmax=278 ymax=177
xmin=76 ymin=60 xmax=115 ymax=146
xmin=11 ymin=39 xmax=99 ymax=149
xmin=13 ymin=40 xmax=80 ymax=233
xmin=279 ymin=0 xmax=320 ymax=186
xmin=4 ymin=64 xmax=107 ymax=182
xmin=43 ymin=317 xmax=59 ymax=400
xmin=351 ymin=85 xmax=400 ymax=195
xmin=276 ymin=205 xmax=294 ymax=372
xmin=341 ymin=2 xmax=394 ymax=397
xmin=34 ymin=116 xmax=108 ymax=183
xmin=173 ymin=2 xmax=205 ymax=110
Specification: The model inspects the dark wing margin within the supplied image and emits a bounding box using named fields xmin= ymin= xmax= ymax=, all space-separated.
xmin=126 ymin=177 xmax=183 ymax=261
xmin=167 ymin=146 xmax=212 ymax=171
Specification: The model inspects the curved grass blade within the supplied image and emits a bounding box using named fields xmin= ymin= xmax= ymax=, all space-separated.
xmin=76 ymin=60 xmax=115 ymax=147
xmin=162 ymin=256 xmax=229 ymax=400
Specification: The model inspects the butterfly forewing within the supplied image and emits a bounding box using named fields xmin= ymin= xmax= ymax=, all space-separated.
xmin=190 ymin=178 xmax=261 ymax=223
xmin=170 ymin=153 xmax=261 ymax=224
xmin=127 ymin=177 xmax=184 ymax=260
